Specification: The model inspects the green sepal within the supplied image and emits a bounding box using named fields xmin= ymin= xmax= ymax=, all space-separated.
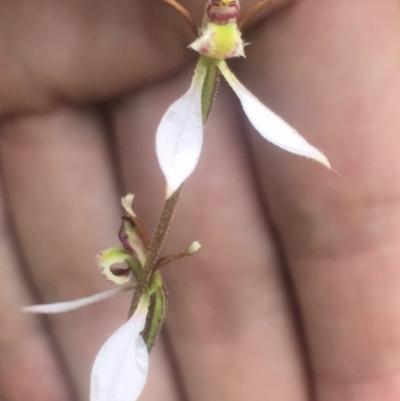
xmin=126 ymin=257 xmax=142 ymax=282
xmin=141 ymin=272 xmax=168 ymax=352
xmin=199 ymin=56 xmax=220 ymax=124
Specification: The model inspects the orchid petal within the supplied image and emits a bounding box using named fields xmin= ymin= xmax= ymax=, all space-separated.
xmin=90 ymin=297 xmax=149 ymax=401
xmin=23 ymin=284 xmax=134 ymax=314
xmin=156 ymin=61 xmax=207 ymax=198
xmin=97 ymin=247 xmax=136 ymax=284
xmin=218 ymin=61 xmax=330 ymax=167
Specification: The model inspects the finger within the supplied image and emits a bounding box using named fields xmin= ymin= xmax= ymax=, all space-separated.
xmin=0 ymin=0 xmax=195 ymax=114
xmin=0 ymin=0 xmax=289 ymax=116
xmin=239 ymin=0 xmax=400 ymax=399
xmin=0 ymin=107 xmax=178 ymax=401
xmin=0 ymin=179 xmax=73 ymax=401
xmin=114 ymin=68 xmax=309 ymax=400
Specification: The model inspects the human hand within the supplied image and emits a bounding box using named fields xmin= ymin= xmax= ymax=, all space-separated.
xmin=1 ymin=1 xmax=400 ymax=401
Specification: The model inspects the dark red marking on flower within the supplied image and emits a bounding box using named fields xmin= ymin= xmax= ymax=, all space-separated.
xmin=118 ymin=217 xmax=136 ymax=254
xmin=206 ymin=1 xmax=239 ymax=25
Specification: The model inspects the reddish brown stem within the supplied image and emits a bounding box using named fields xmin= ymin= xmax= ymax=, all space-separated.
xmin=128 ymin=186 xmax=183 ymax=318
xmin=154 ymin=249 xmax=193 ymax=271
xmin=238 ymin=0 xmax=285 ymax=30
xmin=162 ymin=0 xmax=198 ymax=36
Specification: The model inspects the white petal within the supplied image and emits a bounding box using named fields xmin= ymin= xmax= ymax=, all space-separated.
xmin=90 ymin=298 xmax=149 ymax=401
xmin=156 ymin=61 xmax=207 ymax=198
xmin=23 ymin=284 xmax=134 ymax=314
xmin=218 ymin=61 xmax=330 ymax=167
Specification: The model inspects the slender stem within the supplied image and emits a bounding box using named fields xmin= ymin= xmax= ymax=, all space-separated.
xmin=128 ymin=186 xmax=183 ymax=318
xmin=162 ymin=0 xmax=198 ymax=36
xmin=154 ymin=249 xmax=193 ymax=271
xmin=144 ymin=186 xmax=183 ymax=281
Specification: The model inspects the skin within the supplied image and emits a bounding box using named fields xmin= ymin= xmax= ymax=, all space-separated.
xmin=0 ymin=0 xmax=400 ymax=400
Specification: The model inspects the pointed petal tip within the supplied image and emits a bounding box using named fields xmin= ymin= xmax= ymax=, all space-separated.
xmin=315 ymin=153 xmax=331 ymax=169
xmin=22 ymin=306 xmax=37 ymax=313
xmin=22 ymin=285 xmax=134 ymax=314
xmin=121 ymin=194 xmax=136 ymax=217
xmin=218 ymin=61 xmax=332 ymax=169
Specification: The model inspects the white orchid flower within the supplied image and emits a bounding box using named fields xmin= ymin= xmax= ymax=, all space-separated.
xmin=157 ymin=0 xmax=330 ymax=198
xmin=24 ymin=249 xmax=148 ymax=401
xmin=23 ymin=194 xmax=200 ymax=401
xmin=22 ymin=195 xmax=152 ymax=401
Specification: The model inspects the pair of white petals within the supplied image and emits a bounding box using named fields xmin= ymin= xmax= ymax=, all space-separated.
xmin=156 ymin=60 xmax=330 ymax=198
xmin=24 ymin=286 xmax=149 ymax=401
